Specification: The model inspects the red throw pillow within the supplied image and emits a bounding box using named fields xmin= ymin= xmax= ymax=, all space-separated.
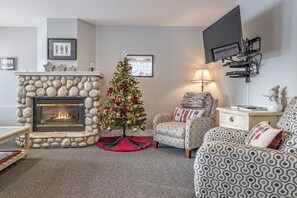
xmin=246 ymin=121 xmax=283 ymax=149
xmin=173 ymin=107 xmax=204 ymax=122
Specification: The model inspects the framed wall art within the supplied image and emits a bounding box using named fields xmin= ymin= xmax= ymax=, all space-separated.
xmin=48 ymin=38 xmax=77 ymax=60
xmin=0 ymin=57 xmax=16 ymax=70
xmin=126 ymin=54 xmax=154 ymax=77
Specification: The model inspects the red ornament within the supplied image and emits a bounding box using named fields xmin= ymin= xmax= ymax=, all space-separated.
xmin=128 ymin=66 xmax=132 ymax=70
xmin=110 ymin=107 xmax=114 ymax=112
xmin=114 ymin=99 xmax=121 ymax=104
xmin=126 ymin=106 xmax=131 ymax=111
xmin=104 ymin=109 xmax=109 ymax=114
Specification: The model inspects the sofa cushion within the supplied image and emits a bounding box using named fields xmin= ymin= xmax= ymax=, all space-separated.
xmin=277 ymin=97 xmax=297 ymax=153
xmin=180 ymin=92 xmax=215 ymax=118
xmin=180 ymin=92 xmax=208 ymax=109
xmin=173 ymin=107 xmax=204 ymax=122
xmin=246 ymin=121 xmax=282 ymax=149
xmin=203 ymin=93 xmax=215 ymax=117
xmin=155 ymin=121 xmax=186 ymax=139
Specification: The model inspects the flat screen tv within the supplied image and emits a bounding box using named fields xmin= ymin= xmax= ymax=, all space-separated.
xmin=203 ymin=6 xmax=243 ymax=64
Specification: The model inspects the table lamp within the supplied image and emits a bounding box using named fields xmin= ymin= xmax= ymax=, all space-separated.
xmin=192 ymin=68 xmax=213 ymax=92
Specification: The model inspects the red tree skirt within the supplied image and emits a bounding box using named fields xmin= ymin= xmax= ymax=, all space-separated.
xmin=97 ymin=136 xmax=151 ymax=152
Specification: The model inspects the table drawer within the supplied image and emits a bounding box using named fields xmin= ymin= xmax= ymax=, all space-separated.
xmin=220 ymin=112 xmax=246 ymax=129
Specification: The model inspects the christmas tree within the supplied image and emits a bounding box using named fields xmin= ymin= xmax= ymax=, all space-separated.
xmin=98 ymin=54 xmax=149 ymax=150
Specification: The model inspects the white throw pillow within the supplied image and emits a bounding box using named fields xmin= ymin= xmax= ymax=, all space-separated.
xmin=246 ymin=121 xmax=283 ymax=149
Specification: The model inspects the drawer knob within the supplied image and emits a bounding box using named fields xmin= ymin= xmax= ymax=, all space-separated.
xmin=229 ymin=117 xmax=234 ymax=122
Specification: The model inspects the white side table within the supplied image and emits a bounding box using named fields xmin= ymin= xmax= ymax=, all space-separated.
xmin=216 ymin=107 xmax=283 ymax=130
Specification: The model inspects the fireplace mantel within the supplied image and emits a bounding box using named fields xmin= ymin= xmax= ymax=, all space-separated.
xmin=14 ymin=71 xmax=103 ymax=77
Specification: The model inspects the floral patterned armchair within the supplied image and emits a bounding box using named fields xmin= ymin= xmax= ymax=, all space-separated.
xmin=194 ymin=97 xmax=297 ymax=197
xmin=153 ymin=92 xmax=218 ymax=158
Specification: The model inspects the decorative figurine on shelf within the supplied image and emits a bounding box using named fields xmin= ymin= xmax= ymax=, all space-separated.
xmin=43 ymin=61 xmax=55 ymax=71
xmin=67 ymin=65 xmax=76 ymax=71
xmin=89 ymin=61 xmax=95 ymax=72
xmin=54 ymin=64 xmax=66 ymax=71
xmin=263 ymin=85 xmax=283 ymax=112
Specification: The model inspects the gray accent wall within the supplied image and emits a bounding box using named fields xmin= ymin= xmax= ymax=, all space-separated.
xmin=96 ymin=26 xmax=206 ymax=129
xmin=44 ymin=18 xmax=78 ymax=69
xmin=37 ymin=18 xmax=96 ymax=71
xmin=0 ymin=27 xmax=37 ymax=125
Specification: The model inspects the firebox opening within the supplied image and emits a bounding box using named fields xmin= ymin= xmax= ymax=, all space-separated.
xmin=33 ymin=97 xmax=85 ymax=132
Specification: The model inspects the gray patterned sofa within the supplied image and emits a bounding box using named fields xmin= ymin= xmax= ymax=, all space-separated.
xmin=194 ymin=97 xmax=297 ymax=197
xmin=153 ymin=92 xmax=218 ymax=158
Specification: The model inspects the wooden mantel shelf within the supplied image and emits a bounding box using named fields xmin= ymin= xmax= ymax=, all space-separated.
xmin=14 ymin=71 xmax=104 ymax=78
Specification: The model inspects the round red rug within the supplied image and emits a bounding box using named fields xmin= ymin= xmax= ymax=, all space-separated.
xmin=97 ymin=136 xmax=151 ymax=152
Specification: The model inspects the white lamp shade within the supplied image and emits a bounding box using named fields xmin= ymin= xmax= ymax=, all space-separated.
xmin=192 ymin=68 xmax=212 ymax=82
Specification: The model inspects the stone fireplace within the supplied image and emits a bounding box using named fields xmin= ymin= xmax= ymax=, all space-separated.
xmin=14 ymin=71 xmax=103 ymax=148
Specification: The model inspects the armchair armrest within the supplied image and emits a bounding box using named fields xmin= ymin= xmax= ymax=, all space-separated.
xmin=194 ymin=141 xmax=297 ymax=198
xmin=153 ymin=113 xmax=173 ymax=130
xmin=185 ymin=117 xmax=216 ymax=150
xmin=203 ymin=127 xmax=249 ymax=144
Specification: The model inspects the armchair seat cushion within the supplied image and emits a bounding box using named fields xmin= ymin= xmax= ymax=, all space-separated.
xmin=155 ymin=121 xmax=186 ymax=139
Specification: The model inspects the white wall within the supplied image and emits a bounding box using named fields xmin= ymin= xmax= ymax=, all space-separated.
xmin=0 ymin=27 xmax=37 ymax=125
xmin=213 ymin=0 xmax=297 ymax=108
xmin=96 ymin=26 xmax=207 ymax=129
xmin=77 ymin=19 xmax=96 ymax=71
xmin=37 ymin=19 xmax=47 ymax=71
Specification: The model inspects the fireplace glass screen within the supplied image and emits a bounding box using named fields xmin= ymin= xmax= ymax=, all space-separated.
xmin=33 ymin=97 xmax=85 ymax=132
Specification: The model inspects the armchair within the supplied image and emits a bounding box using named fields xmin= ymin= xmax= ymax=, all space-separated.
xmin=194 ymin=97 xmax=297 ymax=197
xmin=153 ymin=92 xmax=218 ymax=158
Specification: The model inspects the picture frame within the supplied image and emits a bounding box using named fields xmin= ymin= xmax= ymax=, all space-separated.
xmin=126 ymin=55 xmax=154 ymax=77
xmin=0 ymin=57 xmax=16 ymax=70
xmin=48 ymin=38 xmax=77 ymax=60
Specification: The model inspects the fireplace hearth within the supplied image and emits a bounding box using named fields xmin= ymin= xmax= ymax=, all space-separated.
xmin=33 ymin=97 xmax=85 ymax=132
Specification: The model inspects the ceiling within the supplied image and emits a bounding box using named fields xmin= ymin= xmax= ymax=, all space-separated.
xmin=0 ymin=0 xmax=236 ymax=27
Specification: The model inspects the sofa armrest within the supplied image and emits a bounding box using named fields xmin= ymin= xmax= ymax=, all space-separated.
xmin=203 ymin=127 xmax=249 ymax=144
xmin=185 ymin=117 xmax=216 ymax=150
xmin=194 ymin=141 xmax=297 ymax=198
xmin=153 ymin=113 xmax=173 ymax=130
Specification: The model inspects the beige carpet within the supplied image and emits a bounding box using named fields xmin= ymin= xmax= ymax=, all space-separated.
xmin=0 ymin=140 xmax=196 ymax=198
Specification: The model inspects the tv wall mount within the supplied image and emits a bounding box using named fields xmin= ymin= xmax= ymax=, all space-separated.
xmin=222 ymin=37 xmax=262 ymax=83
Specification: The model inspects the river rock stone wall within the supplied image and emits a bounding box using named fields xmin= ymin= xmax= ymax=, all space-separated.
xmin=15 ymin=74 xmax=102 ymax=148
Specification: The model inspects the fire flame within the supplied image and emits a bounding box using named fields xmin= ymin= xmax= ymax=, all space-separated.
xmin=55 ymin=112 xmax=71 ymax=120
